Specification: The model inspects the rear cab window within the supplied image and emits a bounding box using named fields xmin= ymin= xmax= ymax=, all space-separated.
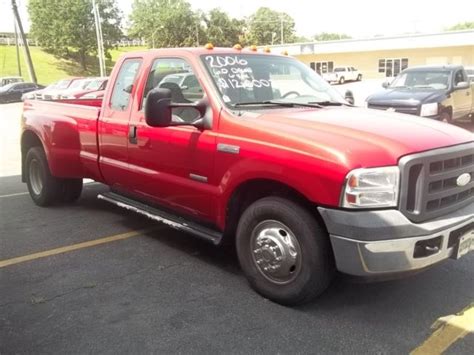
xmin=110 ymin=59 xmax=142 ymax=111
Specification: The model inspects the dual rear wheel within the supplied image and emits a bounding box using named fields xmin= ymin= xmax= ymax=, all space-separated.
xmin=26 ymin=147 xmax=83 ymax=206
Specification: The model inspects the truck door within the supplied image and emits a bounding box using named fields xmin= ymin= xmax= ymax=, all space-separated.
xmin=127 ymin=57 xmax=216 ymax=221
xmin=451 ymin=69 xmax=470 ymax=119
xmin=98 ymin=58 xmax=142 ymax=188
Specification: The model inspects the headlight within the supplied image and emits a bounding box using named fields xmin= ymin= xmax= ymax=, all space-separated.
xmin=341 ymin=166 xmax=400 ymax=208
xmin=420 ymin=102 xmax=438 ymax=117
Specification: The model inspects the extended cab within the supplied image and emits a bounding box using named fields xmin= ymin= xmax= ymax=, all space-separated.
xmin=21 ymin=48 xmax=474 ymax=305
xmin=367 ymin=65 xmax=474 ymax=123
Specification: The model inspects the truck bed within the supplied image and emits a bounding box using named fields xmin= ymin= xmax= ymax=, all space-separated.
xmin=22 ymin=99 xmax=103 ymax=181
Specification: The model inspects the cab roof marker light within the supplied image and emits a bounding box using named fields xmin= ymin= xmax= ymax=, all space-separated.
xmin=249 ymin=45 xmax=258 ymax=52
xmin=204 ymin=43 xmax=214 ymax=50
xmin=233 ymin=44 xmax=242 ymax=50
xmin=263 ymin=47 xmax=271 ymax=53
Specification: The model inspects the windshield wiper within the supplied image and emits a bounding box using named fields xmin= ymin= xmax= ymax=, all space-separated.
xmin=233 ymin=100 xmax=323 ymax=108
xmin=307 ymin=101 xmax=345 ymax=106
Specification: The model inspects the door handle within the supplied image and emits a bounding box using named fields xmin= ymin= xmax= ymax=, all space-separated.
xmin=128 ymin=125 xmax=138 ymax=144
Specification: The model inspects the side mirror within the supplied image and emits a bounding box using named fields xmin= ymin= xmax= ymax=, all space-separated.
xmin=382 ymin=81 xmax=390 ymax=89
xmin=455 ymin=81 xmax=469 ymax=90
xmin=145 ymin=88 xmax=173 ymax=127
xmin=145 ymin=87 xmax=208 ymax=128
xmin=344 ymin=90 xmax=355 ymax=105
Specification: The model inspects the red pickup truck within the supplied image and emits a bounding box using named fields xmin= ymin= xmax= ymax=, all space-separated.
xmin=21 ymin=47 xmax=473 ymax=305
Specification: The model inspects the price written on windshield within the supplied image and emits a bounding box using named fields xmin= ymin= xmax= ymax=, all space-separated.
xmin=205 ymin=55 xmax=271 ymax=90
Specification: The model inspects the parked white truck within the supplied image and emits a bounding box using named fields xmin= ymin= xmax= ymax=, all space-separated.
xmin=322 ymin=66 xmax=362 ymax=84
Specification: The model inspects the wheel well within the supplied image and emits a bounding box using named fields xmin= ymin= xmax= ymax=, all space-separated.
xmin=21 ymin=131 xmax=43 ymax=182
xmin=444 ymin=106 xmax=453 ymax=116
xmin=223 ymin=179 xmax=321 ymax=242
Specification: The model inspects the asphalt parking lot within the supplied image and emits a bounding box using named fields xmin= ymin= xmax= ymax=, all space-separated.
xmin=1 ymin=94 xmax=473 ymax=353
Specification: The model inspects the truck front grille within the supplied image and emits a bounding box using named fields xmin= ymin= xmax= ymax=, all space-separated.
xmin=368 ymin=104 xmax=419 ymax=116
xmin=399 ymin=143 xmax=474 ymax=223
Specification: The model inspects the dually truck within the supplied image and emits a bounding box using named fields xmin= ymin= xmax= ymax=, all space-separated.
xmin=21 ymin=47 xmax=474 ymax=305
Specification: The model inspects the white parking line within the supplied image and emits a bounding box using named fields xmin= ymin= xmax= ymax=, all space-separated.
xmin=0 ymin=192 xmax=29 ymax=198
xmin=0 ymin=181 xmax=102 ymax=199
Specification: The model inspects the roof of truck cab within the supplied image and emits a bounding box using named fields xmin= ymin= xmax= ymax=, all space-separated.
xmin=121 ymin=47 xmax=287 ymax=57
xmin=404 ymin=65 xmax=464 ymax=72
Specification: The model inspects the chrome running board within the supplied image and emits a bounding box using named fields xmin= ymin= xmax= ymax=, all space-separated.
xmin=98 ymin=192 xmax=222 ymax=245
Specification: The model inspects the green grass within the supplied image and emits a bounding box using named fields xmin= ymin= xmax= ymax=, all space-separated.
xmin=0 ymin=45 xmax=147 ymax=85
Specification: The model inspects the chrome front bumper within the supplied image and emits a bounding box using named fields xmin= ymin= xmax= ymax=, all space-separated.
xmin=318 ymin=203 xmax=473 ymax=277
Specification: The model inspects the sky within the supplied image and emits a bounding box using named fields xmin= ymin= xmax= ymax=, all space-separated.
xmin=1 ymin=0 xmax=473 ymax=39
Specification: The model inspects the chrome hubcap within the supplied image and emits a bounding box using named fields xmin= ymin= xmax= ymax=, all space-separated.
xmin=29 ymin=159 xmax=43 ymax=195
xmin=251 ymin=220 xmax=302 ymax=284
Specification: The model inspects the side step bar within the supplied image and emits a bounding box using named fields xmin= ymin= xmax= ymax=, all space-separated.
xmin=98 ymin=192 xmax=222 ymax=245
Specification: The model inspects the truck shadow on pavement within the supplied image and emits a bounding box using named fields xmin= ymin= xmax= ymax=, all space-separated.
xmin=80 ymin=186 xmax=473 ymax=313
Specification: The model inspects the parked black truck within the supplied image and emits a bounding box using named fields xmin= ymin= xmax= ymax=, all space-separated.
xmin=366 ymin=65 xmax=474 ymax=123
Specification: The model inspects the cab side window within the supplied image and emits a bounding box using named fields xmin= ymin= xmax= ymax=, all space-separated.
xmin=453 ymin=70 xmax=466 ymax=86
xmin=142 ymin=58 xmax=205 ymax=123
xmin=110 ymin=59 xmax=142 ymax=111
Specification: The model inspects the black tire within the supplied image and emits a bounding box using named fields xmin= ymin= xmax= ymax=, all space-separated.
xmin=236 ymin=196 xmax=334 ymax=306
xmin=61 ymin=179 xmax=83 ymax=203
xmin=357 ymin=74 xmax=362 ymax=81
xmin=439 ymin=110 xmax=453 ymax=124
xmin=339 ymin=76 xmax=345 ymax=84
xmin=25 ymin=147 xmax=62 ymax=206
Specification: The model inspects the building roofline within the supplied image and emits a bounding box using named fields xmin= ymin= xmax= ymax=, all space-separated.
xmin=261 ymin=30 xmax=474 ymax=56
xmin=264 ymin=29 xmax=474 ymax=48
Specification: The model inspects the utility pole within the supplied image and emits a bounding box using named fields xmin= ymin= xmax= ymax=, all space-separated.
xmin=196 ymin=23 xmax=199 ymax=46
xmin=14 ymin=21 xmax=21 ymax=77
xmin=280 ymin=15 xmax=284 ymax=44
xmin=92 ymin=0 xmax=106 ymax=76
xmin=11 ymin=0 xmax=36 ymax=83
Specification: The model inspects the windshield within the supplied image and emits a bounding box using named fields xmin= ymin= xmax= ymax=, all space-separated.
xmin=85 ymin=78 xmax=106 ymax=91
xmin=334 ymin=68 xmax=345 ymax=72
xmin=201 ymin=54 xmax=344 ymax=107
xmin=0 ymin=83 xmax=15 ymax=91
xmin=56 ymin=79 xmax=72 ymax=90
xmin=390 ymin=70 xmax=450 ymax=89
xmin=68 ymin=79 xmax=92 ymax=90
xmin=162 ymin=75 xmax=183 ymax=84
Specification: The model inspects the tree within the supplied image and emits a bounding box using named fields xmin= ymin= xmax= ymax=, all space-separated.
xmin=446 ymin=22 xmax=474 ymax=31
xmin=203 ymin=9 xmax=245 ymax=47
xmin=246 ymin=7 xmax=296 ymax=46
xmin=28 ymin=0 xmax=122 ymax=70
xmin=294 ymin=35 xmax=312 ymax=43
xmin=129 ymin=0 xmax=200 ymax=48
xmin=313 ymin=32 xmax=351 ymax=41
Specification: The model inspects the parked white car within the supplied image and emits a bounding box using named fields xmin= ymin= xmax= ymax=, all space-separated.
xmin=322 ymin=66 xmax=362 ymax=84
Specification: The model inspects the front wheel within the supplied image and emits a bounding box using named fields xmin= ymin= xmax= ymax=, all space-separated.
xmin=439 ymin=110 xmax=453 ymax=124
xmin=357 ymin=74 xmax=362 ymax=81
xmin=339 ymin=76 xmax=345 ymax=84
xmin=236 ymin=197 xmax=334 ymax=306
